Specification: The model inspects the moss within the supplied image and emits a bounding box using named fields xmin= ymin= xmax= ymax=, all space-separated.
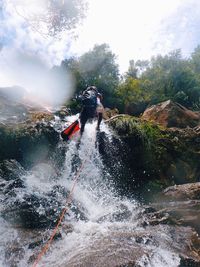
xmin=0 ymin=123 xmax=59 ymax=167
xmin=109 ymin=115 xmax=166 ymax=150
xmin=30 ymin=112 xmax=54 ymax=122
xmin=107 ymin=115 xmax=200 ymax=200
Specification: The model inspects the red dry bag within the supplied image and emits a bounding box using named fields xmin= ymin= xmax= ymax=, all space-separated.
xmin=61 ymin=120 xmax=80 ymax=141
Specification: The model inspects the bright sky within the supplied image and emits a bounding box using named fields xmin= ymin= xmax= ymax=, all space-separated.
xmin=71 ymin=0 xmax=184 ymax=72
xmin=70 ymin=0 xmax=200 ymax=72
xmin=1 ymin=0 xmax=200 ymax=84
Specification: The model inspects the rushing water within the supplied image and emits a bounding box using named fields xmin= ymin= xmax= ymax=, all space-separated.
xmin=0 ymin=118 xmax=182 ymax=267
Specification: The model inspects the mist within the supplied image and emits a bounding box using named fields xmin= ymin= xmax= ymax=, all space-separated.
xmin=0 ymin=49 xmax=75 ymax=108
xmin=0 ymin=0 xmax=77 ymax=108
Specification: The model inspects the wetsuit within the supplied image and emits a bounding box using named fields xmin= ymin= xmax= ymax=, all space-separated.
xmin=79 ymin=89 xmax=98 ymax=134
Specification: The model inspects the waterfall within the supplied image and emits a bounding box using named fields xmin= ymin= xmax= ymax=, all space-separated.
xmin=0 ymin=119 xmax=181 ymax=267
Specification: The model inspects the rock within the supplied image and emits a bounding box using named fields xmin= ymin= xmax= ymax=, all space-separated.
xmin=103 ymin=108 xmax=119 ymax=120
xmin=57 ymin=225 xmax=200 ymax=267
xmin=0 ymin=159 xmax=26 ymax=181
xmin=147 ymin=183 xmax=200 ymax=234
xmin=163 ymin=182 xmax=200 ymax=201
xmin=0 ymin=167 xmax=88 ymax=229
xmin=151 ymin=199 xmax=200 ymax=235
xmin=142 ymin=100 xmax=200 ymax=128
xmin=0 ymin=87 xmax=60 ymax=166
xmin=54 ymin=106 xmax=71 ymax=119
xmin=179 ymin=258 xmax=200 ymax=267
xmin=106 ymin=114 xmax=200 ymax=200
xmin=0 ymin=122 xmax=60 ymax=166
xmin=125 ymin=101 xmax=148 ymax=116
xmin=97 ymin=204 xmax=132 ymax=223
xmin=1 ymin=191 xmax=63 ymax=229
xmin=29 ymin=112 xmax=54 ymax=122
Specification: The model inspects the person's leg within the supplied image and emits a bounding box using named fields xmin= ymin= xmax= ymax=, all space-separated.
xmin=96 ymin=112 xmax=103 ymax=130
xmin=80 ymin=108 xmax=88 ymax=135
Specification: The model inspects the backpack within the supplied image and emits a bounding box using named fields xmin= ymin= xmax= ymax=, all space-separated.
xmin=82 ymin=89 xmax=97 ymax=107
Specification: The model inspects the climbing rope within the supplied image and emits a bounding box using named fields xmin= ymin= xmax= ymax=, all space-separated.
xmin=32 ymin=160 xmax=85 ymax=267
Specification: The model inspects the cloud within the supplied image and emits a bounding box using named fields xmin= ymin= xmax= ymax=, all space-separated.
xmin=69 ymin=0 xmax=184 ymax=72
xmin=154 ymin=0 xmax=200 ymax=57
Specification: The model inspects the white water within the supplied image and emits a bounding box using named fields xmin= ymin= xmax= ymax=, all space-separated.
xmin=0 ymin=120 xmax=181 ymax=267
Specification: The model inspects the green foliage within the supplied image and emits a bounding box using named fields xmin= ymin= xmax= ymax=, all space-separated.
xmin=109 ymin=115 xmax=165 ymax=150
xmin=62 ymin=44 xmax=120 ymax=109
xmin=60 ymin=45 xmax=200 ymax=113
xmin=116 ymin=77 xmax=150 ymax=112
xmin=141 ymin=49 xmax=200 ymax=108
xmin=191 ymin=45 xmax=200 ymax=74
xmin=78 ymin=44 xmax=119 ymax=107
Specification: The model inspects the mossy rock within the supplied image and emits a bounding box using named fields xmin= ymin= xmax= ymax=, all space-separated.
xmin=107 ymin=115 xmax=200 ymax=200
xmin=29 ymin=112 xmax=54 ymax=122
xmin=0 ymin=123 xmax=59 ymax=167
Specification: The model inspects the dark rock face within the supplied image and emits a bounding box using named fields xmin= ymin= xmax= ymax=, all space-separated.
xmin=142 ymin=100 xmax=200 ymax=128
xmin=0 ymin=165 xmax=86 ymax=229
xmin=0 ymin=123 xmax=60 ymax=167
xmin=125 ymin=101 xmax=148 ymax=116
xmin=0 ymin=159 xmax=26 ymax=181
xmin=163 ymin=182 xmax=200 ymax=201
xmin=106 ymin=114 xmax=200 ymax=200
xmin=0 ymin=88 xmax=60 ymax=167
xmin=149 ymin=182 xmax=200 ymax=234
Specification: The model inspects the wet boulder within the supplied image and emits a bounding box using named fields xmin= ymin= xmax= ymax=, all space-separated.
xmin=57 ymin=225 xmax=200 ymax=267
xmin=124 ymin=101 xmax=148 ymax=116
xmin=0 ymin=122 xmax=60 ymax=167
xmin=142 ymin=100 xmax=200 ymax=128
xmin=1 ymin=177 xmax=88 ymax=229
xmin=0 ymin=159 xmax=26 ymax=181
xmin=147 ymin=183 xmax=200 ymax=234
xmin=1 ymin=185 xmax=64 ymax=229
xmin=106 ymin=113 xmax=200 ymax=200
xmin=162 ymin=182 xmax=200 ymax=201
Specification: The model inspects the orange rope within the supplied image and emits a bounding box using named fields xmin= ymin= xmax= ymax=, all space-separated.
xmin=32 ymin=161 xmax=85 ymax=267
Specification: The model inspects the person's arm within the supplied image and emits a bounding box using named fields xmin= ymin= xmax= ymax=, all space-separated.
xmin=97 ymin=93 xmax=103 ymax=102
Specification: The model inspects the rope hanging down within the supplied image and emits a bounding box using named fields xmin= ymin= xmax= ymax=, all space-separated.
xmin=32 ymin=160 xmax=85 ymax=267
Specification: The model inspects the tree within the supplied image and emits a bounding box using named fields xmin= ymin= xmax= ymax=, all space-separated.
xmin=126 ymin=60 xmax=138 ymax=78
xmin=141 ymin=49 xmax=200 ymax=107
xmin=78 ymin=44 xmax=120 ymax=107
xmin=5 ymin=0 xmax=87 ymax=36
xmin=116 ymin=77 xmax=150 ymax=114
xmin=125 ymin=60 xmax=149 ymax=79
xmin=191 ymin=45 xmax=200 ymax=74
xmin=61 ymin=44 xmax=120 ymax=108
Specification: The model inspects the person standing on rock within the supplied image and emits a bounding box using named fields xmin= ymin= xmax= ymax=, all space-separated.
xmin=79 ymin=86 xmax=104 ymax=134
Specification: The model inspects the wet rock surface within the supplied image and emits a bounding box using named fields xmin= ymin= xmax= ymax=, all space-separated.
xmin=1 ymin=95 xmax=200 ymax=266
xmin=106 ymin=112 xmax=200 ymax=199
xmin=0 ymin=160 xmax=88 ymax=229
xmin=146 ymin=183 xmax=200 ymax=235
xmin=162 ymin=182 xmax=200 ymax=201
xmin=55 ymin=225 xmax=200 ymax=267
xmin=0 ymin=123 xmax=60 ymax=166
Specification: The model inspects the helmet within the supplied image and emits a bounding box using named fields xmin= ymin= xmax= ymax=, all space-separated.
xmin=86 ymin=86 xmax=98 ymax=93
